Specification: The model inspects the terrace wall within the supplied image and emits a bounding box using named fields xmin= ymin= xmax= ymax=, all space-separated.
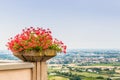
xmin=0 ymin=60 xmax=47 ymax=80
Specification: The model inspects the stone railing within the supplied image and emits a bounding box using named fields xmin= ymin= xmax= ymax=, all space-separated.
xmin=0 ymin=60 xmax=47 ymax=80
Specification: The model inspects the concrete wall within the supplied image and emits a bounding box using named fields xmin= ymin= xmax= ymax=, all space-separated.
xmin=0 ymin=61 xmax=34 ymax=80
xmin=0 ymin=61 xmax=47 ymax=80
xmin=0 ymin=69 xmax=31 ymax=80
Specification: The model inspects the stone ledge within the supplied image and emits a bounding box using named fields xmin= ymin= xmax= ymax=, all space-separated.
xmin=0 ymin=60 xmax=34 ymax=70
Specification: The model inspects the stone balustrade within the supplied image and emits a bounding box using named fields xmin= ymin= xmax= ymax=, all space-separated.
xmin=0 ymin=60 xmax=47 ymax=80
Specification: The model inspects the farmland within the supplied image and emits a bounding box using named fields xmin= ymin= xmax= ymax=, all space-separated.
xmin=48 ymin=64 xmax=120 ymax=80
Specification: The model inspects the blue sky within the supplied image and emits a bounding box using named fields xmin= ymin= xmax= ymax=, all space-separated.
xmin=0 ymin=0 xmax=120 ymax=50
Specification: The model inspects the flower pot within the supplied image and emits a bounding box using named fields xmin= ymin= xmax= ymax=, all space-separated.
xmin=13 ymin=50 xmax=57 ymax=62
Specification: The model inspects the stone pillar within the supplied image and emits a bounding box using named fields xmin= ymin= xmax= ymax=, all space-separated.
xmin=32 ymin=62 xmax=47 ymax=80
xmin=13 ymin=50 xmax=56 ymax=80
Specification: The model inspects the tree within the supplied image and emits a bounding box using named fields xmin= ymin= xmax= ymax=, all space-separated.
xmin=96 ymin=76 xmax=104 ymax=79
xmin=69 ymin=76 xmax=81 ymax=80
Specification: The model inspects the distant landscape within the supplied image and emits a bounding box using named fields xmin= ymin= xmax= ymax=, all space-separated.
xmin=48 ymin=49 xmax=120 ymax=80
xmin=0 ymin=49 xmax=120 ymax=80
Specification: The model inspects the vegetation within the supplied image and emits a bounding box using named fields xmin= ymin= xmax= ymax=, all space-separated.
xmin=48 ymin=76 xmax=68 ymax=80
xmin=48 ymin=64 xmax=120 ymax=80
xmin=90 ymin=62 xmax=120 ymax=66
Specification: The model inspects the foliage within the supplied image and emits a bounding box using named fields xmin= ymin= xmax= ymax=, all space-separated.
xmin=96 ymin=76 xmax=104 ymax=79
xmin=6 ymin=27 xmax=67 ymax=53
xmin=69 ymin=76 xmax=81 ymax=80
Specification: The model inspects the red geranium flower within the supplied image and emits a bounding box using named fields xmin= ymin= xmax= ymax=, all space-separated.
xmin=6 ymin=27 xmax=67 ymax=54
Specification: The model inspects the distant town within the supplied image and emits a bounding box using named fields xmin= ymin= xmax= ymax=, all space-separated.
xmin=48 ymin=49 xmax=120 ymax=65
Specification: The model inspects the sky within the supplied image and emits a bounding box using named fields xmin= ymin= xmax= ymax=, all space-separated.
xmin=0 ymin=0 xmax=120 ymax=50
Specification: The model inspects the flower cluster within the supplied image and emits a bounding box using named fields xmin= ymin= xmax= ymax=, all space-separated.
xmin=6 ymin=27 xmax=67 ymax=53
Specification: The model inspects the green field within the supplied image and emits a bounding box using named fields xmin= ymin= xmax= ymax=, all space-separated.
xmin=90 ymin=63 xmax=120 ymax=66
xmin=48 ymin=64 xmax=120 ymax=80
xmin=48 ymin=76 xmax=69 ymax=80
xmin=72 ymin=71 xmax=108 ymax=78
